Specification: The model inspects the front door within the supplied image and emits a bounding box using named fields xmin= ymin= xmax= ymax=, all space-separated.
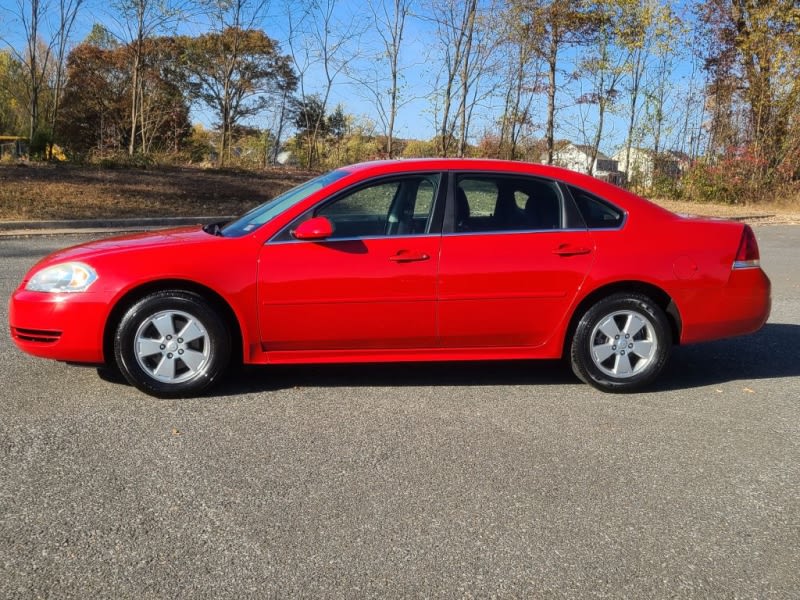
xmin=258 ymin=173 xmax=443 ymax=351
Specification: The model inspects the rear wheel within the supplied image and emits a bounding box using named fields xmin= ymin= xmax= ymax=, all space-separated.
xmin=570 ymin=293 xmax=671 ymax=392
xmin=114 ymin=291 xmax=230 ymax=398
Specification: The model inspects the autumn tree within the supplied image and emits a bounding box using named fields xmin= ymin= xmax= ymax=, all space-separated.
xmin=59 ymin=38 xmax=190 ymax=155
xmin=58 ymin=42 xmax=130 ymax=153
xmin=180 ymin=27 xmax=296 ymax=166
xmin=700 ymin=0 xmax=800 ymax=184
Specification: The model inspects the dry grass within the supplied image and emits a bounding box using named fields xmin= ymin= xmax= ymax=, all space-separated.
xmin=0 ymin=163 xmax=315 ymax=221
xmin=650 ymin=197 xmax=800 ymax=225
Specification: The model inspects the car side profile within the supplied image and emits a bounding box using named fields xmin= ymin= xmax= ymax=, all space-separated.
xmin=9 ymin=159 xmax=771 ymax=398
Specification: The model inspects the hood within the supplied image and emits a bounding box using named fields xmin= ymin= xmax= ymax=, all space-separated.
xmin=25 ymin=227 xmax=229 ymax=279
xmin=42 ymin=226 xmax=212 ymax=263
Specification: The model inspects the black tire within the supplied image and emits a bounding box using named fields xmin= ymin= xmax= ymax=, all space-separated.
xmin=113 ymin=291 xmax=231 ymax=398
xmin=96 ymin=364 xmax=126 ymax=384
xmin=570 ymin=293 xmax=671 ymax=393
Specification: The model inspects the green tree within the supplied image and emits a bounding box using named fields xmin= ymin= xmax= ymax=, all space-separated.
xmin=0 ymin=51 xmax=27 ymax=136
xmin=293 ymin=93 xmax=327 ymax=167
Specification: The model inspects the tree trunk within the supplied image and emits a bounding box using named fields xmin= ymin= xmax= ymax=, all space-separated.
xmin=545 ymin=37 xmax=558 ymax=165
xmin=128 ymin=45 xmax=140 ymax=155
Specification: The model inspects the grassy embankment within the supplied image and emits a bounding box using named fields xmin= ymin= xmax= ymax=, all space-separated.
xmin=1 ymin=163 xmax=798 ymax=224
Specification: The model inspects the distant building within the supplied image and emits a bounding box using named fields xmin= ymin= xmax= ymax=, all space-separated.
xmin=543 ymin=142 xmax=623 ymax=185
xmin=613 ymin=147 xmax=691 ymax=189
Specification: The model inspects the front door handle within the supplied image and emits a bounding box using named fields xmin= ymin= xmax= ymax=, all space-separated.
xmin=389 ymin=250 xmax=430 ymax=263
xmin=552 ymin=244 xmax=592 ymax=256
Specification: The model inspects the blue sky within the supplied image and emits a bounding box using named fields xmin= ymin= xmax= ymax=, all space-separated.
xmin=0 ymin=0 xmax=706 ymax=155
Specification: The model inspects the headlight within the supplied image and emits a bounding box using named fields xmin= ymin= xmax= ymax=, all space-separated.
xmin=25 ymin=262 xmax=98 ymax=293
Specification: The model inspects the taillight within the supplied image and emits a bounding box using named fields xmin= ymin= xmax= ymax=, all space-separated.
xmin=733 ymin=225 xmax=760 ymax=269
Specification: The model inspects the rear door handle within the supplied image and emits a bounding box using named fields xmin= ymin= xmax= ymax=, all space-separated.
xmin=552 ymin=244 xmax=592 ymax=256
xmin=389 ymin=251 xmax=430 ymax=263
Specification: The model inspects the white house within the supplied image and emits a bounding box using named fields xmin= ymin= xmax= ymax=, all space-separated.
xmin=613 ymin=147 xmax=689 ymax=189
xmin=544 ymin=143 xmax=623 ymax=185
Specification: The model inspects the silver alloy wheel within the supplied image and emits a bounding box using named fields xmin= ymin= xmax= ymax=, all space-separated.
xmin=133 ymin=309 xmax=211 ymax=383
xmin=589 ymin=309 xmax=657 ymax=379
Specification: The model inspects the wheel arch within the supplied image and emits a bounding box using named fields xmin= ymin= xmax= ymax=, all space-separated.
xmin=102 ymin=279 xmax=245 ymax=367
xmin=563 ymin=281 xmax=682 ymax=356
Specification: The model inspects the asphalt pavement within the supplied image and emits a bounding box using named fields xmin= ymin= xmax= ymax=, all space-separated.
xmin=1 ymin=226 xmax=798 ymax=598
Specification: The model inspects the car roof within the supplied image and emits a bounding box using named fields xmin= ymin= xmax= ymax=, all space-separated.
xmin=338 ymin=158 xmax=676 ymax=220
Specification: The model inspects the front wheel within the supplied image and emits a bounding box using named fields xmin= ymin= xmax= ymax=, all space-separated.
xmin=114 ymin=291 xmax=231 ymax=398
xmin=570 ymin=293 xmax=671 ymax=393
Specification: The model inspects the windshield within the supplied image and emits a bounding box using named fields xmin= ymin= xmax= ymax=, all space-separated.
xmin=221 ymin=169 xmax=349 ymax=237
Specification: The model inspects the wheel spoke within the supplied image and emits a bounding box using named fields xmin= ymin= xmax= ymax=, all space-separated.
xmin=153 ymin=355 xmax=176 ymax=380
xmin=614 ymin=353 xmax=633 ymax=375
xmin=631 ymin=340 xmax=654 ymax=359
xmin=593 ymin=342 xmax=616 ymax=363
xmin=137 ymin=338 xmax=163 ymax=358
xmin=180 ymin=349 xmax=206 ymax=372
xmin=624 ymin=314 xmax=646 ymax=338
xmin=178 ymin=319 xmax=205 ymax=344
xmin=598 ymin=317 xmax=621 ymax=340
xmin=151 ymin=313 xmax=176 ymax=339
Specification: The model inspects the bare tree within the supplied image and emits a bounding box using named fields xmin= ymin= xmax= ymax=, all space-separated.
xmin=0 ymin=0 xmax=85 ymax=152
xmin=108 ymin=0 xmax=188 ymax=155
xmin=48 ymin=0 xmax=85 ymax=154
xmin=426 ymin=0 xmax=477 ymax=156
xmin=576 ymin=1 xmax=631 ymax=176
xmin=509 ymin=0 xmax=599 ymax=164
xmin=2 ymin=0 xmax=50 ymax=142
xmin=355 ymin=0 xmax=413 ymax=157
xmin=497 ymin=8 xmax=543 ymax=159
xmin=620 ymin=0 xmax=655 ymax=186
xmin=284 ymin=0 xmax=364 ymax=168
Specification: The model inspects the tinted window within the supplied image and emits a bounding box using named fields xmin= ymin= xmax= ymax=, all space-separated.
xmin=569 ymin=187 xmax=624 ymax=229
xmin=314 ymin=174 xmax=440 ymax=239
xmin=454 ymin=175 xmax=564 ymax=232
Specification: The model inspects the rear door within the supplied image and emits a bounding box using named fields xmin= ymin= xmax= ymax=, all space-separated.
xmin=438 ymin=172 xmax=595 ymax=348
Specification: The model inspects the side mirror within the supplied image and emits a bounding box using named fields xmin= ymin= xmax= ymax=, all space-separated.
xmin=292 ymin=216 xmax=334 ymax=241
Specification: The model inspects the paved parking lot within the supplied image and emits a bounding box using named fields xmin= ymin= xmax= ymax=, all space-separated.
xmin=1 ymin=226 xmax=798 ymax=598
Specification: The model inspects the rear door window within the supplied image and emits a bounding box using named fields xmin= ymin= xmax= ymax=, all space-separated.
xmin=569 ymin=186 xmax=625 ymax=229
xmin=453 ymin=175 xmax=566 ymax=233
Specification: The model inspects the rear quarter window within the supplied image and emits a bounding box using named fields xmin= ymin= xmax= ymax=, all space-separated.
xmin=569 ymin=187 xmax=624 ymax=229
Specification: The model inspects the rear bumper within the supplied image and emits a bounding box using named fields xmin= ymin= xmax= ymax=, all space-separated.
xmin=9 ymin=290 xmax=109 ymax=363
xmin=678 ymin=267 xmax=771 ymax=344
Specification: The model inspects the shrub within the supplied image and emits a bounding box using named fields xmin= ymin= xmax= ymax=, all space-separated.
xmin=682 ymin=147 xmax=770 ymax=204
xmin=29 ymin=130 xmax=53 ymax=160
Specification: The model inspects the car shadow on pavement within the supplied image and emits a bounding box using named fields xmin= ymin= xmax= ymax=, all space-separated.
xmin=652 ymin=322 xmax=800 ymax=391
xmin=213 ymin=323 xmax=800 ymax=396
xmin=217 ymin=359 xmax=577 ymax=396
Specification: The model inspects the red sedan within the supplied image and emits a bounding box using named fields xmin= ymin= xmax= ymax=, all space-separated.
xmin=9 ymin=159 xmax=771 ymax=397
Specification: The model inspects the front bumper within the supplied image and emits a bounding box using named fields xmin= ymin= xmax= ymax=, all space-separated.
xmin=9 ymin=289 xmax=110 ymax=363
